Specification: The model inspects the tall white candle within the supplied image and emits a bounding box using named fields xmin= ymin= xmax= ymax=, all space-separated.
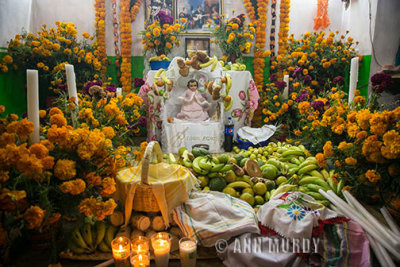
xmin=152 ymin=238 xmax=170 ymax=267
xmin=348 ymin=57 xmax=359 ymax=105
xmin=27 ymin=69 xmax=40 ymax=144
xmin=380 ymin=207 xmax=400 ymax=235
xmin=65 ymin=64 xmax=78 ymax=104
xmin=283 ymin=75 xmax=289 ymax=100
xmin=343 ymin=190 xmax=400 ymax=246
xmin=320 ymin=190 xmax=400 ymax=259
xmin=116 ymin=87 xmax=122 ymax=96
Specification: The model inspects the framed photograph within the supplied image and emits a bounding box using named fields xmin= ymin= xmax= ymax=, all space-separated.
xmin=185 ymin=38 xmax=210 ymax=57
xmin=145 ymin=0 xmax=174 ymax=24
xmin=175 ymin=0 xmax=223 ymax=35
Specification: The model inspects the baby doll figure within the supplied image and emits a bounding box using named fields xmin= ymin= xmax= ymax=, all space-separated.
xmin=176 ymin=79 xmax=210 ymax=121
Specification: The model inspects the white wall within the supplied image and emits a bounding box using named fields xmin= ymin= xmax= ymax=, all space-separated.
xmin=0 ymin=0 xmax=32 ymax=48
xmin=0 ymin=0 xmax=380 ymax=57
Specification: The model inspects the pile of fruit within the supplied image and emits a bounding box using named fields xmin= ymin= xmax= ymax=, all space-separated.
xmin=222 ymin=62 xmax=247 ymax=71
xmin=167 ymin=142 xmax=344 ymax=209
xmin=149 ymin=55 xmax=171 ymax=61
xmin=65 ymin=210 xmax=184 ymax=255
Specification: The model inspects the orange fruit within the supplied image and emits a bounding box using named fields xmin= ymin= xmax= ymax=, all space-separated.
xmin=168 ymin=117 xmax=174 ymax=123
xmin=224 ymin=95 xmax=232 ymax=102
xmin=156 ymin=80 xmax=165 ymax=86
xmin=221 ymin=77 xmax=227 ymax=83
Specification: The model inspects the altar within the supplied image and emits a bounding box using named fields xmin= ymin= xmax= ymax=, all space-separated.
xmin=138 ymin=68 xmax=259 ymax=153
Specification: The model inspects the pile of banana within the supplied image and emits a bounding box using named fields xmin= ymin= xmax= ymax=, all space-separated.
xmin=152 ymin=68 xmax=172 ymax=96
xmin=199 ymin=56 xmax=219 ymax=72
xmin=67 ymin=221 xmax=118 ymax=254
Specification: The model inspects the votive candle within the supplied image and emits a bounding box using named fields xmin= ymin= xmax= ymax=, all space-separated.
xmin=131 ymin=236 xmax=149 ymax=256
xmin=130 ymin=252 xmax=150 ymax=267
xmin=179 ymin=237 xmax=197 ymax=267
xmin=112 ymin=236 xmax=131 ymax=267
xmin=151 ymin=232 xmax=171 ymax=267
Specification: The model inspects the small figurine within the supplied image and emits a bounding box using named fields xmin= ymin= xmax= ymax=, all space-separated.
xmin=176 ymin=79 xmax=210 ymax=121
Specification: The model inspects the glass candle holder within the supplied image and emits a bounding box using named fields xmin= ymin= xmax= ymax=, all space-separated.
xmin=179 ymin=237 xmax=197 ymax=267
xmin=151 ymin=232 xmax=171 ymax=267
xmin=130 ymin=251 xmax=150 ymax=267
xmin=112 ymin=236 xmax=131 ymax=267
xmin=131 ymin=236 xmax=150 ymax=256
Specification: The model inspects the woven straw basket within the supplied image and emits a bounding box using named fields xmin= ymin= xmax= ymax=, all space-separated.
xmin=132 ymin=141 xmax=164 ymax=212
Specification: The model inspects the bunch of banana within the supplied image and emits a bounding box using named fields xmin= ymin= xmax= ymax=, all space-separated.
xmin=67 ymin=221 xmax=119 ymax=254
xmin=199 ymin=56 xmax=218 ymax=71
xmin=192 ymin=155 xmax=233 ymax=176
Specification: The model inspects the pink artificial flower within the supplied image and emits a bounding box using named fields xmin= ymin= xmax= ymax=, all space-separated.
xmin=238 ymin=90 xmax=246 ymax=101
xmin=233 ymin=108 xmax=243 ymax=118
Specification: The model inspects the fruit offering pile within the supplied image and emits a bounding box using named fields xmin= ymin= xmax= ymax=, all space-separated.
xmin=64 ymin=211 xmax=184 ymax=256
xmin=167 ymin=142 xmax=344 ymax=209
xmin=222 ymin=62 xmax=247 ymax=71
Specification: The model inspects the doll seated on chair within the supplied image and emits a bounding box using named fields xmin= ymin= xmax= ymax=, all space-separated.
xmin=176 ymin=79 xmax=211 ymax=121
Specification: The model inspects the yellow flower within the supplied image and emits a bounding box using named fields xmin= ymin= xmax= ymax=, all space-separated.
xmin=102 ymin=126 xmax=115 ymax=139
xmin=315 ymin=153 xmax=326 ymax=167
xmin=29 ymin=143 xmax=48 ymax=159
xmin=100 ymin=177 xmax=116 ymax=197
xmin=345 ymin=157 xmax=357 ymax=165
xmin=381 ymin=130 xmax=400 ymax=159
xmin=323 ymin=141 xmax=334 ymax=156
xmin=54 ymin=159 xmax=76 ymax=180
xmin=24 ymin=205 xmax=45 ymax=229
xmin=49 ymin=114 xmax=67 ymax=127
xmin=60 ymin=179 xmax=86 ymax=195
xmin=365 ymin=170 xmax=381 ymax=183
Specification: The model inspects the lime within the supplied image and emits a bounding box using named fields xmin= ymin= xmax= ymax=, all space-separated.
xmin=178 ymin=147 xmax=187 ymax=156
xmin=224 ymin=170 xmax=236 ymax=183
xmin=265 ymin=180 xmax=276 ymax=191
xmin=240 ymin=193 xmax=255 ymax=206
xmin=254 ymin=195 xmax=265 ymax=205
xmin=249 ymin=154 xmax=257 ymax=160
xmin=209 ymin=177 xmax=227 ymax=191
xmin=240 ymin=157 xmax=249 ymax=167
xmin=262 ymin=167 xmax=277 ymax=180
xmin=253 ymin=182 xmax=267 ymax=195
xmin=197 ymin=176 xmax=209 ymax=187
xmin=203 ymin=186 xmax=210 ymax=191
xmin=276 ymin=176 xmax=288 ymax=186
xmin=218 ymin=154 xmax=229 ymax=164
xmin=242 ymin=188 xmax=254 ymax=195
xmin=222 ymin=187 xmax=238 ymax=197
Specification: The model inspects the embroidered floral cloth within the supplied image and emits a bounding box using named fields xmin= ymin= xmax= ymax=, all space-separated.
xmin=257 ymin=192 xmax=340 ymax=240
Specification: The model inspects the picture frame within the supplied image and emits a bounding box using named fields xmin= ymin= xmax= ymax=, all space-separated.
xmin=175 ymin=0 xmax=223 ymax=35
xmin=185 ymin=38 xmax=210 ymax=58
xmin=145 ymin=0 xmax=174 ymax=24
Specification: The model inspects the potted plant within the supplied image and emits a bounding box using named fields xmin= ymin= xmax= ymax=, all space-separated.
xmin=141 ymin=11 xmax=183 ymax=70
xmin=211 ymin=13 xmax=254 ymax=63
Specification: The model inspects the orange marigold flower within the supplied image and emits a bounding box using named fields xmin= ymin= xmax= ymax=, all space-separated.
xmin=23 ymin=205 xmax=45 ymax=229
xmin=345 ymin=157 xmax=357 ymax=165
xmin=323 ymin=141 xmax=334 ymax=156
xmin=49 ymin=114 xmax=67 ymax=127
xmin=315 ymin=153 xmax=326 ymax=167
xmin=59 ymin=179 xmax=86 ymax=195
xmin=54 ymin=159 xmax=76 ymax=180
xmin=365 ymin=170 xmax=381 ymax=183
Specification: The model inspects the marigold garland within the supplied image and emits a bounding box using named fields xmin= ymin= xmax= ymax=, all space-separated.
xmin=112 ymin=0 xmax=121 ymax=84
xmin=269 ymin=0 xmax=277 ymax=57
xmin=94 ymin=0 xmax=107 ymax=77
xmin=277 ymin=0 xmax=291 ymax=56
xmin=120 ymin=0 xmax=132 ymax=92
xmin=130 ymin=0 xmax=143 ymax=22
xmin=242 ymin=0 xmax=268 ymax=127
xmin=314 ymin=0 xmax=330 ymax=30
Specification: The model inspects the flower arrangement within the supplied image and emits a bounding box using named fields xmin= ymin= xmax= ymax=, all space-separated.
xmin=94 ymin=0 xmax=107 ymax=77
xmin=141 ymin=12 xmax=182 ymax=57
xmin=271 ymin=31 xmax=358 ymax=91
xmin=277 ymin=0 xmax=291 ymax=56
xmin=0 ymin=22 xmax=105 ymax=93
xmin=0 ymin=105 xmax=125 ymax=250
xmin=57 ymin=79 xmax=146 ymax=147
xmin=288 ymin=77 xmax=400 ymax=208
xmin=211 ymin=13 xmax=254 ymax=63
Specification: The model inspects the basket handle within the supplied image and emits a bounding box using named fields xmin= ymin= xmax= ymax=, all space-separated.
xmin=141 ymin=141 xmax=163 ymax=185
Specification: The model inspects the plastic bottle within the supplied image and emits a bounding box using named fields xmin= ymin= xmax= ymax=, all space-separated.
xmin=224 ymin=117 xmax=234 ymax=152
